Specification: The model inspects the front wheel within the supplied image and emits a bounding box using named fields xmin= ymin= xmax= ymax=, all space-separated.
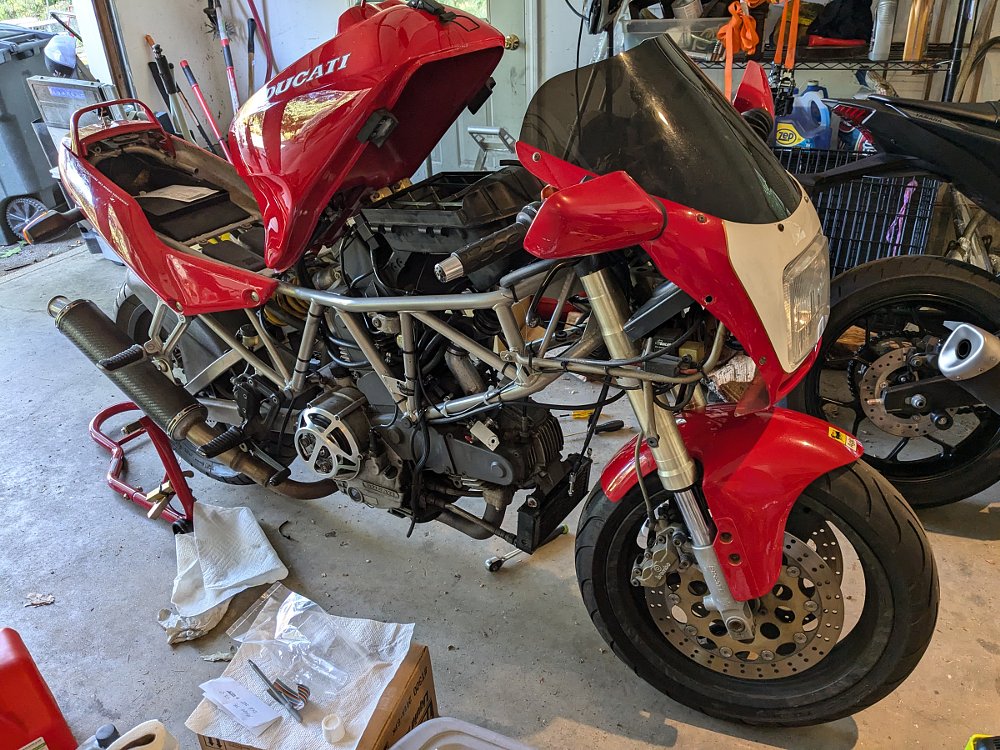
xmin=575 ymin=461 xmax=938 ymax=726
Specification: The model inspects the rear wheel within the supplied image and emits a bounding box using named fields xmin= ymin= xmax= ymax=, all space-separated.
xmin=575 ymin=461 xmax=937 ymax=726
xmin=115 ymin=293 xmax=254 ymax=485
xmin=789 ymin=256 xmax=1000 ymax=507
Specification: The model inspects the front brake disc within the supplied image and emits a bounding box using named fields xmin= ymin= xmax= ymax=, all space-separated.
xmin=644 ymin=534 xmax=845 ymax=679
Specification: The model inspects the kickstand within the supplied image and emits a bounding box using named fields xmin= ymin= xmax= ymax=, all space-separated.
xmin=89 ymin=401 xmax=197 ymax=533
xmin=485 ymin=524 xmax=569 ymax=573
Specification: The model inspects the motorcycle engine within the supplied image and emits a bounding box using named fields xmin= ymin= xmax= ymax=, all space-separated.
xmin=287 ymin=167 xmax=568 ymax=516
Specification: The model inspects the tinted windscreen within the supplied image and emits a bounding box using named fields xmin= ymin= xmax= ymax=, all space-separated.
xmin=520 ymin=36 xmax=800 ymax=224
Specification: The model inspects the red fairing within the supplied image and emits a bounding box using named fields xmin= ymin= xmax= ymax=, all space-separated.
xmin=515 ymin=141 xmax=592 ymax=190
xmin=601 ymin=405 xmax=863 ymax=601
xmin=518 ymin=144 xmax=800 ymax=407
xmin=229 ymin=3 xmax=504 ymax=271
xmin=523 ymin=171 xmax=666 ymax=259
xmin=644 ymin=201 xmax=807 ymax=406
xmin=58 ymin=147 xmax=277 ymax=315
xmin=733 ymin=61 xmax=775 ymax=115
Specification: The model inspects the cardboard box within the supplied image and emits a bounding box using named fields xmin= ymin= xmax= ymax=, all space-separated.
xmin=196 ymin=643 xmax=437 ymax=750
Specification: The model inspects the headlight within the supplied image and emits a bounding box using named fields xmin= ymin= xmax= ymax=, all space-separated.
xmin=782 ymin=235 xmax=830 ymax=368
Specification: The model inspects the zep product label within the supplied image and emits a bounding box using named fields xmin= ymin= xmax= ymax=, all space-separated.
xmin=774 ymin=123 xmax=805 ymax=147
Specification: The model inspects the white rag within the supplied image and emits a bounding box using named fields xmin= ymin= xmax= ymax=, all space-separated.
xmin=171 ymin=504 xmax=288 ymax=618
xmin=186 ymin=595 xmax=414 ymax=750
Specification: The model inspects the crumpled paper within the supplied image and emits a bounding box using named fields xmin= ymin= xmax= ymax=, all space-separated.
xmin=172 ymin=503 xmax=288 ymax=618
xmin=157 ymin=601 xmax=229 ymax=645
xmin=186 ymin=593 xmax=413 ymax=750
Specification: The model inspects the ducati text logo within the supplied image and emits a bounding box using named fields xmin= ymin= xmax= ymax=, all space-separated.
xmin=266 ymin=53 xmax=351 ymax=98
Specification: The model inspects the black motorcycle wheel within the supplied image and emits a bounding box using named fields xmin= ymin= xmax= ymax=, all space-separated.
xmin=115 ymin=293 xmax=255 ymax=485
xmin=788 ymin=256 xmax=1000 ymax=507
xmin=575 ymin=461 xmax=938 ymax=727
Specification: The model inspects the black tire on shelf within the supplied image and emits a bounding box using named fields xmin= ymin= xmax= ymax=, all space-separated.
xmin=575 ymin=461 xmax=938 ymax=727
xmin=788 ymin=255 xmax=1000 ymax=507
xmin=114 ymin=292 xmax=255 ymax=485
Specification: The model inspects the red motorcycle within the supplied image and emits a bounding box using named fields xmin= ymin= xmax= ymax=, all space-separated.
xmin=30 ymin=0 xmax=936 ymax=726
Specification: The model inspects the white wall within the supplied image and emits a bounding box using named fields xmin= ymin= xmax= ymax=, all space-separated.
xmin=74 ymin=0 xmax=352 ymax=141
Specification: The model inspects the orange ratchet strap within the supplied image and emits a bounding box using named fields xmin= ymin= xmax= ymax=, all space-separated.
xmin=717 ymin=0 xmax=768 ymax=100
xmin=717 ymin=0 xmax=800 ymax=100
xmin=772 ymin=0 xmax=801 ymax=69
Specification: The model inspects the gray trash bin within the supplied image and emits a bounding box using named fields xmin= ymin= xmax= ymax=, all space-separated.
xmin=0 ymin=23 xmax=59 ymax=244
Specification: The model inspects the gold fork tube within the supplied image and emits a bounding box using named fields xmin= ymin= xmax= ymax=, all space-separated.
xmin=579 ymin=269 xmax=697 ymax=491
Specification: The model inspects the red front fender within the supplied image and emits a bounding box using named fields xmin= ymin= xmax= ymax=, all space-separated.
xmin=601 ymin=405 xmax=863 ymax=601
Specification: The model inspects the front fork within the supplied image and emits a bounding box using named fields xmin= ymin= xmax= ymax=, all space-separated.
xmin=579 ymin=268 xmax=755 ymax=640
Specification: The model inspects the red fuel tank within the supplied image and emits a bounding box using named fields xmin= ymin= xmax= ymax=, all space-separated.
xmin=0 ymin=628 xmax=75 ymax=750
xmin=228 ymin=2 xmax=505 ymax=272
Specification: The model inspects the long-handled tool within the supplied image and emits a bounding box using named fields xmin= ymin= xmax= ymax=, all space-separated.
xmin=144 ymin=35 xmax=219 ymax=155
xmin=49 ymin=12 xmax=82 ymax=41
xmin=215 ymin=3 xmax=243 ymax=117
xmin=245 ymin=0 xmax=279 ymax=77
xmin=247 ymin=18 xmax=257 ymax=97
xmin=149 ymin=40 xmax=190 ymax=140
xmin=180 ymin=60 xmax=232 ymax=161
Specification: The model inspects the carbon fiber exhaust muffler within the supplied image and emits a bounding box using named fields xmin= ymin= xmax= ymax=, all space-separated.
xmin=49 ymin=297 xmax=207 ymax=440
xmin=48 ymin=296 xmax=337 ymax=499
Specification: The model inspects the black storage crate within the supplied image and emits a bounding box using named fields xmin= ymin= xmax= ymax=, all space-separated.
xmin=360 ymin=167 xmax=540 ymax=254
xmin=773 ymin=148 xmax=940 ymax=276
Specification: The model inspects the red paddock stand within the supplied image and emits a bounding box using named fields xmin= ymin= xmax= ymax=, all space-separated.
xmin=89 ymin=401 xmax=197 ymax=533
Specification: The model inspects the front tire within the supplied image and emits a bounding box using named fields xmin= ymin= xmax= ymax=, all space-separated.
xmin=575 ymin=461 xmax=937 ymax=726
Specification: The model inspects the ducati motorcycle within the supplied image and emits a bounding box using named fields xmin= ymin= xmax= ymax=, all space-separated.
xmin=790 ymin=94 xmax=1000 ymax=506
xmin=29 ymin=0 xmax=937 ymax=726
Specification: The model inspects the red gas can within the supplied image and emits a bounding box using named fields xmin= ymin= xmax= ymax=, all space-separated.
xmin=0 ymin=628 xmax=75 ymax=750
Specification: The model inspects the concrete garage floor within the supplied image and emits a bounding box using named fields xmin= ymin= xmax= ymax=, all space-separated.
xmin=2 ymin=246 xmax=999 ymax=749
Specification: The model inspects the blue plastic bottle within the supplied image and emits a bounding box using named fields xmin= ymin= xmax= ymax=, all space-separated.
xmin=773 ymin=91 xmax=832 ymax=149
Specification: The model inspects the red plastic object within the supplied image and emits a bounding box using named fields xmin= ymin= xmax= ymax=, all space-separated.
xmin=733 ymin=60 xmax=775 ymax=116
xmin=58 ymin=137 xmax=278 ymax=316
xmin=0 ymin=629 xmax=76 ymax=750
xmin=599 ymin=405 xmax=863 ymax=601
xmin=518 ymin=143 xmax=815 ymax=410
xmin=806 ymin=34 xmax=867 ymax=47
xmin=228 ymin=3 xmax=505 ymax=271
xmin=523 ymin=171 xmax=666 ymax=259
xmin=89 ymin=402 xmax=196 ymax=526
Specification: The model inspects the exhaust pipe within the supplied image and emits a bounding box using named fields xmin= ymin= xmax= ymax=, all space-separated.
xmin=938 ymin=323 xmax=1000 ymax=412
xmin=50 ymin=297 xmax=206 ymax=441
xmin=49 ymin=297 xmax=336 ymax=500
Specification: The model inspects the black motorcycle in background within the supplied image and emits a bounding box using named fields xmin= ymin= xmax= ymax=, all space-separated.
xmin=790 ymin=93 xmax=1000 ymax=507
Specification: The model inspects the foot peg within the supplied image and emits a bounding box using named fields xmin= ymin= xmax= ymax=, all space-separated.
xmin=98 ymin=344 xmax=145 ymax=371
xmin=197 ymin=426 xmax=245 ymax=458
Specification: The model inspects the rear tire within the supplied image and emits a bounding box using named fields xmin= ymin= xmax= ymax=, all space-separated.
xmin=788 ymin=256 xmax=1000 ymax=507
xmin=575 ymin=461 xmax=938 ymax=726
